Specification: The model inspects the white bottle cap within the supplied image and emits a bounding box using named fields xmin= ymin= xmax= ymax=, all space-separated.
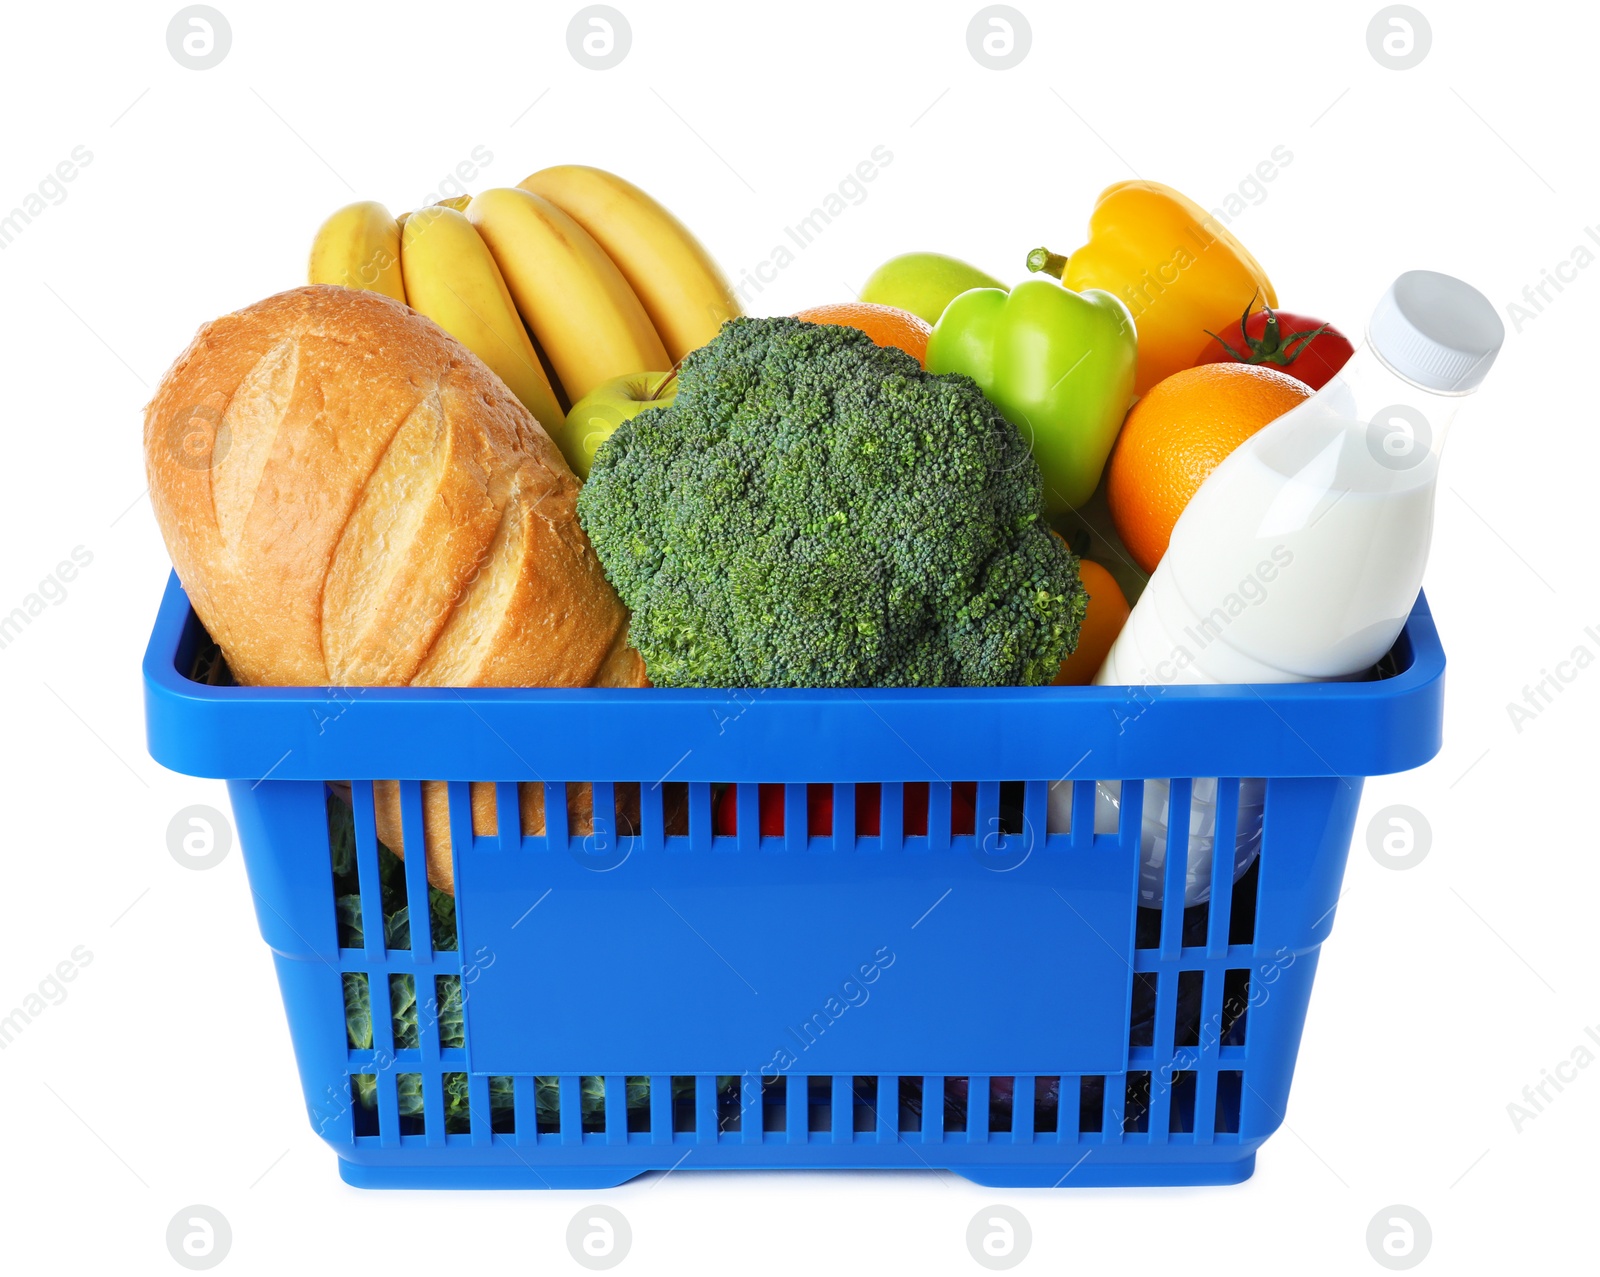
xmin=1367 ymin=269 xmax=1504 ymax=393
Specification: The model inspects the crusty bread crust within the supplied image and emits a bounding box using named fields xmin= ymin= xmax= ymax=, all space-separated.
xmin=144 ymin=285 xmax=644 ymax=691
xmin=368 ymin=779 xmax=611 ymax=894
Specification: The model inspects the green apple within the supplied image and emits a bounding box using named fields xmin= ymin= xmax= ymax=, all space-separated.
xmin=554 ymin=371 xmax=678 ymax=478
xmin=859 ymin=252 xmax=1007 ymax=326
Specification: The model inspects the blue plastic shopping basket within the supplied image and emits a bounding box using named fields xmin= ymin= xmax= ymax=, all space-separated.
xmin=143 ymin=571 xmax=1444 ymax=1188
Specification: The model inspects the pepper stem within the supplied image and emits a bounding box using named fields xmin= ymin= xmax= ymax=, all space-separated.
xmin=1027 ymin=247 xmax=1069 ymax=279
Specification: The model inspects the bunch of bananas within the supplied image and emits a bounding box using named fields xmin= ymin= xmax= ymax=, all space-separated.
xmin=307 ymin=166 xmax=741 ymax=443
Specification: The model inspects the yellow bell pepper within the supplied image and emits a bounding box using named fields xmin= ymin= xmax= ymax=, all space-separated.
xmin=1028 ymin=181 xmax=1277 ymax=396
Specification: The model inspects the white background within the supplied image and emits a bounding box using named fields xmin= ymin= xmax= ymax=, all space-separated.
xmin=1 ymin=0 xmax=1595 ymax=1272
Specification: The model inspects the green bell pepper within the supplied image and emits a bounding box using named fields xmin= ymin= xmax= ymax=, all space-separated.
xmin=927 ymin=278 xmax=1137 ymax=512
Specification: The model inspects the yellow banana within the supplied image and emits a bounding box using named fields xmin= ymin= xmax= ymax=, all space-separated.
xmin=307 ymin=200 xmax=406 ymax=303
xmin=519 ymin=165 xmax=740 ymax=363
xmin=396 ymin=195 xmax=469 ymax=231
xmin=399 ymin=205 xmax=565 ymax=434
xmin=466 ymin=187 xmax=669 ymax=403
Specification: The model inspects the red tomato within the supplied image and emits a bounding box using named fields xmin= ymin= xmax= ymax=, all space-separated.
xmin=711 ymin=783 xmax=795 ymax=836
xmin=712 ymin=782 xmax=978 ymax=836
xmin=1196 ymin=298 xmax=1353 ymax=390
xmin=853 ymin=782 xmax=977 ymax=836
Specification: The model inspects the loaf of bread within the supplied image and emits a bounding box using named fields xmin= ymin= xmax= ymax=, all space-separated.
xmin=367 ymin=778 xmax=638 ymax=894
xmin=144 ymin=285 xmax=644 ymax=689
xmin=331 ymin=777 xmax=666 ymax=895
xmin=340 ymin=780 xmax=608 ymax=895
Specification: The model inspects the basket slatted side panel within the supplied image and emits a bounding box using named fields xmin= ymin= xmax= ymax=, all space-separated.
xmin=328 ymin=774 xmax=1268 ymax=1154
xmin=1126 ymin=776 xmax=1264 ymax=1142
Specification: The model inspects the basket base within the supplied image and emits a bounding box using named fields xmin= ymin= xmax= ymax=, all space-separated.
xmin=951 ymin=1153 xmax=1255 ymax=1189
xmin=334 ymin=1151 xmax=1257 ymax=1191
xmin=337 ymin=1160 xmax=650 ymax=1191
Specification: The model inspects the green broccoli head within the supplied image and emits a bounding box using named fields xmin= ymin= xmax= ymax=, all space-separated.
xmin=577 ymin=316 xmax=1087 ymax=688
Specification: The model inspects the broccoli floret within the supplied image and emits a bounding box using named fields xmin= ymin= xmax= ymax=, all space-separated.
xmin=578 ymin=317 xmax=1087 ymax=688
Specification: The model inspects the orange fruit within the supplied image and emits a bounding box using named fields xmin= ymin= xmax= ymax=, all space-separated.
xmin=793 ymin=300 xmax=932 ymax=367
xmin=1107 ymin=363 xmax=1312 ymax=573
xmin=1053 ymin=554 xmax=1130 ymax=685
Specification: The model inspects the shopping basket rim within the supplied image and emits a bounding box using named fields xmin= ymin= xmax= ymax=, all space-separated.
xmin=142 ymin=570 xmax=1445 ymax=784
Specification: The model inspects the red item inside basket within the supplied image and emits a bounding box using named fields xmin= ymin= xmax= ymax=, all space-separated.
xmin=712 ymin=781 xmax=977 ymax=837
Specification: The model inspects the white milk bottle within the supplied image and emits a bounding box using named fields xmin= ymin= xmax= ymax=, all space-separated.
xmin=1098 ymin=269 xmax=1503 ymax=686
xmin=1072 ymin=270 xmax=1503 ymax=905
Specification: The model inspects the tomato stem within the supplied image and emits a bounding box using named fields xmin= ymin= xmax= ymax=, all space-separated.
xmin=1204 ymin=294 xmax=1330 ymax=369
